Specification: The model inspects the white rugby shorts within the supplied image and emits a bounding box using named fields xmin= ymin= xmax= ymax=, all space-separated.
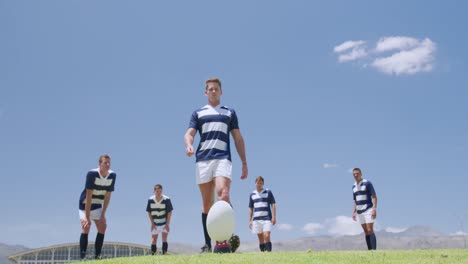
xmin=357 ymin=208 xmax=375 ymax=224
xmin=151 ymin=225 xmax=169 ymax=235
xmin=196 ymin=159 xmax=232 ymax=184
xmin=251 ymin=220 xmax=273 ymax=234
xmin=79 ymin=208 xmax=102 ymax=221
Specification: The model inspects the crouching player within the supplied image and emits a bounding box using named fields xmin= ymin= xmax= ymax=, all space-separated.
xmin=248 ymin=176 xmax=276 ymax=252
xmin=146 ymin=184 xmax=173 ymax=255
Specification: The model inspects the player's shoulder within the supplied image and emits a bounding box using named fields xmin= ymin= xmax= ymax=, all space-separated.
xmin=87 ymin=169 xmax=100 ymax=176
xmin=148 ymin=194 xmax=156 ymax=200
xmin=162 ymin=194 xmax=171 ymax=201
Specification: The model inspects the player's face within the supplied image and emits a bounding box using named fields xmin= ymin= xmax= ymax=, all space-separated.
xmin=154 ymin=187 xmax=162 ymax=197
xmin=205 ymin=82 xmax=222 ymax=102
xmin=353 ymin=170 xmax=362 ymax=182
xmin=255 ymin=180 xmax=264 ymax=191
xmin=99 ymin=158 xmax=111 ymax=171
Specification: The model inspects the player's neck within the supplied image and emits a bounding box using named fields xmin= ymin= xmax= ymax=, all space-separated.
xmin=99 ymin=169 xmax=109 ymax=177
xmin=208 ymin=100 xmax=220 ymax=107
xmin=156 ymin=194 xmax=163 ymax=201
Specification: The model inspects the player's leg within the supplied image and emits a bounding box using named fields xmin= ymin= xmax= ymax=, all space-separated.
xmin=263 ymin=220 xmax=273 ymax=252
xmin=214 ymin=176 xmax=231 ymax=204
xmin=79 ymin=211 xmax=91 ymax=260
xmin=94 ymin=215 xmax=107 ymax=259
xmin=151 ymin=234 xmax=158 ymax=255
xmin=366 ymin=222 xmax=376 ymax=250
xmin=199 ymin=181 xmax=215 ymax=252
xmin=162 ymin=230 xmax=169 ymax=254
xmin=257 ymin=233 xmax=265 ymax=252
xmin=197 ymin=160 xmax=215 ymax=252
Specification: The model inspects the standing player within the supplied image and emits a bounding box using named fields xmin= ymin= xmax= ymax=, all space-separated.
xmin=352 ymin=168 xmax=378 ymax=250
xmin=184 ymin=77 xmax=248 ymax=253
xmin=78 ymin=154 xmax=116 ymax=260
xmin=248 ymin=176 xmax=276 ymax=252
xmin=146 ymin=184 xmax=173 ymax=255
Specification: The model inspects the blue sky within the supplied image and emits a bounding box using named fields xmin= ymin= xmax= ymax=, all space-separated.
xmin=1 ymin=1 xmax=467 ymax=248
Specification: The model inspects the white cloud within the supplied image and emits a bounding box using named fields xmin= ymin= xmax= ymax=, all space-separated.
xmin=450 ymin=231 xmax=468 ymax=236
xmin=325 ymin=216 xmax=363 ymax=236
xmin=333 ymin=40 xmax=368 ymax=62
xmin=385 ymin=226 xmax=407 ymax=233
xmin=303 ymin=223 xmax=324 ymax=235
xmin=334 ymin=36 xmax=436 ymax=75
xmin=372 ymin=38 xmax=436 ymax=75
xmin=375 ymin=36 xmax=420 ymax=52
xmin=277 ymin=223 xmax=293 ymax=231
xmin=322 ymin=163 xmax=339 ymax=169
xmin=334 ymin=40 xmax=366 ymax=53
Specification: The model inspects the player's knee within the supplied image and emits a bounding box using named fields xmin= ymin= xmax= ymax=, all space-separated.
xmin=218 ymin=188 xmax=230 ymax=202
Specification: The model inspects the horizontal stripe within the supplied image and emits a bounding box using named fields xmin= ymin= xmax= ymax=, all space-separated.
xmin=92 ymin=190 xmax=107 ymax=196
xmin=153 ymin=218 xmax=166 ymax=224
xmin=356 ymin=195 xmax=368 ymax=202
xmin=254 ymin=202 xmax=268 ymax=208
xmin=91 ymin=198 xmax=103 ymax=204
xmin=150 ymin=203 xmax=166 ymax=209
xmin=94 ymin=177 xmax=113 ymax=187
xmin=199 ymin=139 xmax=227 ymax=151
xmin=151 ymin=211 xmax=166 ymax=217
xmin=202 ymin=122 xmax=228 ymax=134
xmin=356 ymin=204 xmax=368 ymax=211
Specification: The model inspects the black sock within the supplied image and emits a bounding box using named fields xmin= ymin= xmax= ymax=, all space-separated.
xmin=95 ymin=233 xmax=105 ymax=257
xmin=202 ymin=213 xmax=211 ymax=248
xmin=265 ymin=242 xmax=272 ymax=252
xmin=370 ymin=233 xmax=377 ymax=250
xmin=80 ymin=233 xmax=88 ymax=259
xmin=259 ymin=243 xmax=266 ymax=252
xmin=162 ymin=242 xmax=168 ymax=254
xmin=365 ymin=235 xmax=371 ymax=250
xmin=151 ymin=244 xmax=157 ymax=255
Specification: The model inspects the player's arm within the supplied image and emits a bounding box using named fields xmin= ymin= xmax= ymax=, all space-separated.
xmin=101 ymin=192 xmax=112 ymax=219
xmin=352 ymin=201 xmax=357 ymax=221
xmin=147 ymin=212 xmax=155 ymax=231
xmin=184 ymin=128 xmax=197 ymax=157
xmin=85 ymin=189 xmax=93 ymax=219
xmin=231 ymin=129 xmax=248 ymax=179
xmin=166 ymin=211 xmax=172 ymax=232
xmin=271 ymin=203 xmax=277 ymax=225
xmin=371 ymin=193 xmax=377 ymax=219
xmin=248 ymin=207 xmax=253 ymax=229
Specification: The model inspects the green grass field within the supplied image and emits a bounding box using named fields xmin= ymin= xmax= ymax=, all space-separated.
xmin=83 ymin=249 xmax=468 ymax=264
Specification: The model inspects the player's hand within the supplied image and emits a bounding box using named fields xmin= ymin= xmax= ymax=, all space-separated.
xmin=186 ymin=145 xmax=194 ymax=157
xmin=166 ymin=224 xmax=170 ymax=233
xmin=151 ymin=224 xmax=156 ymax=232
xmin=272 ymin=217 xmax=276 ymax=225
xmin=82 ymin=217 xmax=91 ymax=229
xmin=241 ymin=163 xmax=248 ymax=180
xmin=352 ymin=212 xmax=357 ymax=221
xmin=371 ymin=209 xmax=377 ymax=219
xmin=248 ymin=220 xmax=252 ymax=229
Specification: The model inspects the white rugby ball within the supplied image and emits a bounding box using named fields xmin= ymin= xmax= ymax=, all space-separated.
xmin=207 ymin=201 xmax=235 ymax=241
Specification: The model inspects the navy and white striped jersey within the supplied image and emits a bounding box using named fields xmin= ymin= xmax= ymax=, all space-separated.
xmin=249 ymin=189 xmax=276 ymax=221
xmin=189 ymin=104 xmax=239 ymax=162
xmin=352 ymin=179 xmax=376 ymax=214
xmin=79 ymin=168 xmax=116 ymax=211
xmin=146 ymin=195 xmax=173 ymax=226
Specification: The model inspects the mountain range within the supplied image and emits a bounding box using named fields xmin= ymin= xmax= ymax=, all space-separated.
xmin=1 ymin=226 xmax=466 ymax=263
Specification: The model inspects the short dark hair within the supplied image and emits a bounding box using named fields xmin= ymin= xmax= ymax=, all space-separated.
xmin=99 ymin=154 xmax=111 ymax=163
xmin=352 ymin=168 xmax=362 ymax=174
xmin=154 ymin=184 xmax=163 ymax=190
xmin=205 ymin=77 xmax=222 ymax=90
xmin=255 ymin=176 xmax=264 ymax=183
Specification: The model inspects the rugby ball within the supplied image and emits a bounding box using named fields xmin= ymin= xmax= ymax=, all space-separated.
xmin=207 ymin=201 xmax=235 ymax=241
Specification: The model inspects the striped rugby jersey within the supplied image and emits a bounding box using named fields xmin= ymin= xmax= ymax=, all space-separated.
xmin=146 ymin=195 xmax=173 ymax=226
xmin=189 ymin=104 xmax=239 ymax=162
xmin=249 ymin=189 xmax=276 ymax=221
xmin=352 ymin=179 xmax=376 ymax=214
xmin=79 ymin=168 xmax=116 ymax=211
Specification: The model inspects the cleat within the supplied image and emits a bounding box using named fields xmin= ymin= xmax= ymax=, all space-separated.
xmin=200 ymin=244 xmax=212 ymax=253
xmin=213 ymin=240 xmax=230 ymax=253
xmin=229 ymin=234 xmax=240 ymax=253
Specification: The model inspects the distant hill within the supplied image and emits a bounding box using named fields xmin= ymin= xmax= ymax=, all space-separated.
xmin=0 ymin=242 xmax=29 ymax=264
xmin=238 ymin=226 xmax=468 ymax=252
